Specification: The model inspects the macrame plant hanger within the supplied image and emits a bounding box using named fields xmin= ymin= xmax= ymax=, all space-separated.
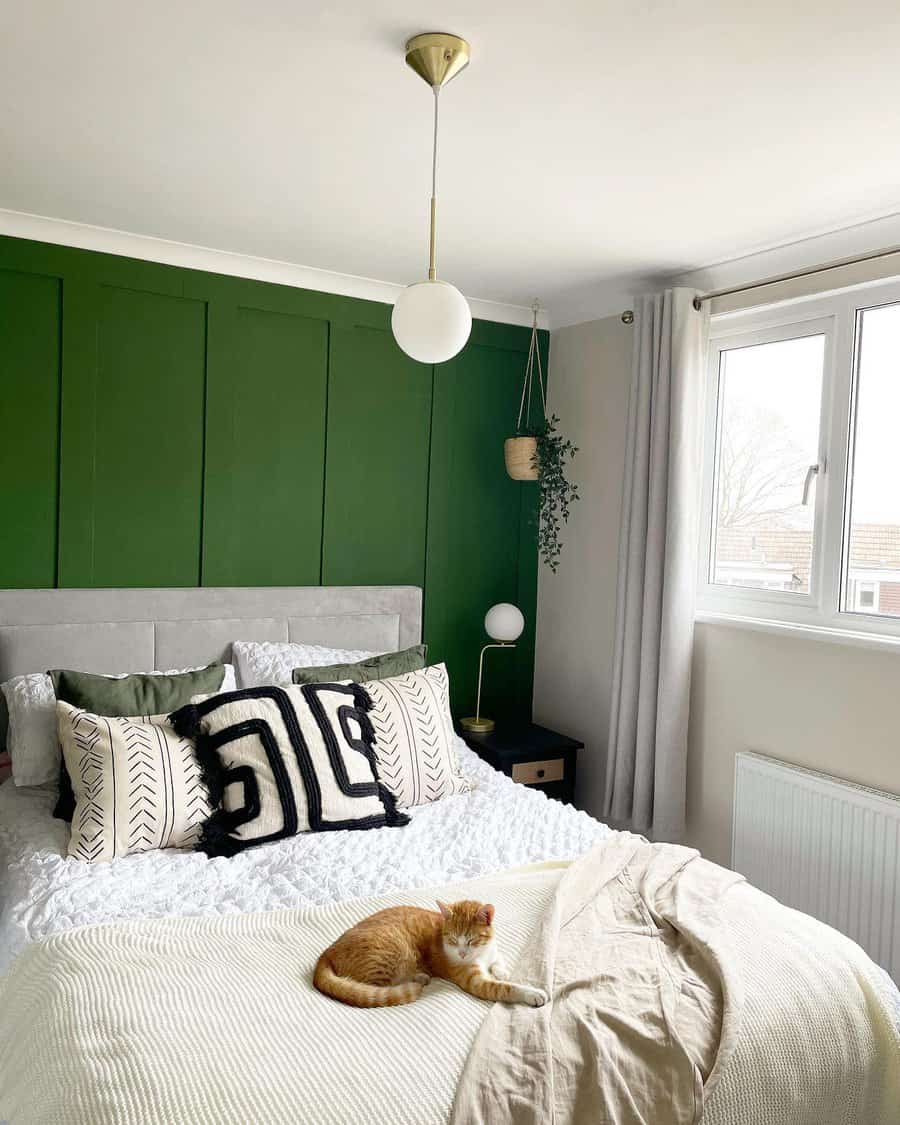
xmin=516 ymin=300 xmax=547 ymax=435
xmin=504 ymin=300 xmax=546 ymax=481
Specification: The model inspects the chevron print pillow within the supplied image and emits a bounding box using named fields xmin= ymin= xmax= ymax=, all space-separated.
xmin=169 ymin=684 xmax=409 ymax=857
xmin=364 ymin=664 xmax=471 ymax=809
xmin=57 ymin=701 xmax=211 ymax=863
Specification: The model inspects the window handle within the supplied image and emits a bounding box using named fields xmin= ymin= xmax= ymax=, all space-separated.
xmin=802 ymin=461 xmax=824 ymax=505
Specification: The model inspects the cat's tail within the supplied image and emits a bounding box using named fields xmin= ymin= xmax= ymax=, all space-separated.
xmin=313 ymin=957 xmax=423 ymax=1008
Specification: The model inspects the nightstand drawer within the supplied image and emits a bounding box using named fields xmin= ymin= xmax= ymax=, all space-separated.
xmin=512 ymin=757 xmax=565 ymax=785
xmin=455 ymin=723 xmax=582 ymax=806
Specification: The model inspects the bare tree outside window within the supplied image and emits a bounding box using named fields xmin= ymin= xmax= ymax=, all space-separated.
xmin=716 ymin=401 xmax=810 ymax=530
xmin=711 ymin=335 xmax=824 ymax=594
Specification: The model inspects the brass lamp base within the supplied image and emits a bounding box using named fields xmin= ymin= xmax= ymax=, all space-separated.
xmin=459 ymin=715 xmax=494 ymax=734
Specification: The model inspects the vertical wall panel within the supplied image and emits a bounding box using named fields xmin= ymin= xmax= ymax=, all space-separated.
xmin=60 ymin=285 xmax=207 ymax=587
xmin=202 ymin=304 xmax=327 ymax=586
xmin=322 ymin=326 xmax=432 ymax=587
xmin=57 ymin=277 xmax=99 ymax=585
xmin=425 ymin=341 xmax=532 ymax=720
xmin=0 ymin=270 xmax=61 ymax=587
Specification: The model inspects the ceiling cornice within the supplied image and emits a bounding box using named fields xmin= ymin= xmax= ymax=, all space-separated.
xmin=9 ymin=207 xmax=900 ymax=334
xmin=0 ymin=208 xmax=550 ymax=331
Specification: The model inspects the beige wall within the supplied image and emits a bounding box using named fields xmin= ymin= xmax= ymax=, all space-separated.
xmin=534 ymin=310 xmax=900 ymax=863
xmin=689 ymin=623 xmax=900 ymax=865
xmin=533 ymin=315 xmax=632 ymax=818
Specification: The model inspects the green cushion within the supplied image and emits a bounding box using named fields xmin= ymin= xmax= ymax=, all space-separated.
xmin=50 ymin=663 xmax=227 ymax=716
xmin=291 ymin=644 xmax=428 ymax=685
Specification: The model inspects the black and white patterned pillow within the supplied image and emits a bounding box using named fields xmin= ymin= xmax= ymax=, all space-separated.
xmin=169 ymin=684 xmax=408 ymax=857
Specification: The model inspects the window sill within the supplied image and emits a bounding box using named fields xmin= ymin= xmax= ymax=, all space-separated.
xmin=694 ymin=610 xmax=900 ymax=654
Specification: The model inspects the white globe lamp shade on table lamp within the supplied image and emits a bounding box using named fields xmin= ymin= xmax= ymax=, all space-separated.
xmin=391 ymin=280 xmax=472 ymax=364
xmin=460 ymin=603 xmax=526 ymax=735
xmin=484 ymin=603 xmax=525 ymax=644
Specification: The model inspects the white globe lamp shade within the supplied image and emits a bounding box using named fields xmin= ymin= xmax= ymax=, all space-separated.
xmin=392 ymin=279 xmax=472 ymax=364
xmin=484 ymin=603 xmax=525 ymax=644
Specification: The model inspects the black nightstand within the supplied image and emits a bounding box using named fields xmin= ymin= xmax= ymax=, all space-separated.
xmin=456 ymin=722 xmax=581 ymax=805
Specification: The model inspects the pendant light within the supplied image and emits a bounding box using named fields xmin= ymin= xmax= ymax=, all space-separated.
xmin=392 ymin=33 xmax=472 ymax=365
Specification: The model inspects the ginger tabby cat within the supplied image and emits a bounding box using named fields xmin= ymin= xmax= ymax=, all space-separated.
xmin=314 ymin=899 xmax=548 ymax=1009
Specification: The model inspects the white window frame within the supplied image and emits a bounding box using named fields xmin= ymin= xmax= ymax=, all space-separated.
xmin=697 ymin=276 xmax=900 ymax=646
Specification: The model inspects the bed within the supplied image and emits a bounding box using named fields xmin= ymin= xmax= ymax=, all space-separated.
xmin=0 ymin=586 xmax=898 ymax=1125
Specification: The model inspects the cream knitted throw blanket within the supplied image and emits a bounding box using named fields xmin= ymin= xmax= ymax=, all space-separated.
xmin=1 ymin=843 xmax=897 ymax=1125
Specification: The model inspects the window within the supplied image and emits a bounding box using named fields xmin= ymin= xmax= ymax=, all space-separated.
xmin=699 ymin=280 xmax=900 ymax=642
xmin=710 ymin=333 xmax=825 ymax=596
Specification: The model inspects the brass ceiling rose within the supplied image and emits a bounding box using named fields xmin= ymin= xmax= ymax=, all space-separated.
xmin=404 ymin=32 xmax=471 ymax=88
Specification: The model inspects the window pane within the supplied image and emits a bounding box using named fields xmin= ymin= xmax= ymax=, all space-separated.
xmin=843 ymin=303 xmax=900 ymax=619
xmin=711 ymin=335 xmax=825 ymax=594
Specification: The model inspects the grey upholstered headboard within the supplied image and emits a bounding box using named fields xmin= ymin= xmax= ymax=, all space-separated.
xmin=0 ymin=586 xmax=422 ymax=748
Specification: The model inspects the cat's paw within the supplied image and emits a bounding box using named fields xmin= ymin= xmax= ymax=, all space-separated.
xmin=414 ymin=972 xmax=431 ymax=986
xmin=490 ymin=960 xmax=510 ymax=981
xmin=519 ymin=986 xmax=549 ymax=1008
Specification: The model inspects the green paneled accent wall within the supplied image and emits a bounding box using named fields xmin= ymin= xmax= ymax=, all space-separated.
xmin=0 ymin=235 xmax=546 ymax=719
xmin=323 ymin=325 xmax=432 ymax=587
xmin=203 ymin=302 xmax=328 ymax=586
xmin=0 ymin=269 xmax=61 ymax=587
xmin=66 ymin=285 xmax=207 ymax=587
xmin=425 ymin=336 xmax=541 ymax=722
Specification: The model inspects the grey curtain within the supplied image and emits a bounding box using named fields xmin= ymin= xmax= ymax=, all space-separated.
xmin=604 ymin=288 xmax=709 ymax=840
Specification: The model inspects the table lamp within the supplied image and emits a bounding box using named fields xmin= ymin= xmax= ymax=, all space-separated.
xmin=459 ymin=603 xmax=525 ymax=734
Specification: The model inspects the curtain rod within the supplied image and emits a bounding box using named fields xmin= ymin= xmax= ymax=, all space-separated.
xmin=619 ymin=241 xmax=900 ymax=324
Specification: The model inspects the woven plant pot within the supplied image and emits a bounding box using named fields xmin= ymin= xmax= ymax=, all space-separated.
xmin=504 ymin=436 xmax=539 ymax=481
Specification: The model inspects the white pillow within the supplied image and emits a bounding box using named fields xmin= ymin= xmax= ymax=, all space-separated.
xmin=232 ymin=640 xmax=377 ymax=689
xmin=364 ymin=663 xmax=471 ymax=809
xmin=58 ymin=702 xmax=213 ymax=863
xmin=3 ymin=664 xmax=236 ymax=788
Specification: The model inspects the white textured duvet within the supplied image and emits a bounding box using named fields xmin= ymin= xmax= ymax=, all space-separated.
xmin=0 ymin=742 xmax=607 ymax=974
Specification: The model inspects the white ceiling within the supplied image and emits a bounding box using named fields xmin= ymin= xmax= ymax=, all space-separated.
xmin=3 ymin=0 xmax=900 ymax=326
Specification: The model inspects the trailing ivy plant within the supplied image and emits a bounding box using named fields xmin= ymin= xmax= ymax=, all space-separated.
xmin=519 ymin=414 xmax=579 ymax=572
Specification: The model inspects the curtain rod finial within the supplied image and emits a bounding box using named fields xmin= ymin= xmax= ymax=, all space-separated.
xmin=621 ymin=310 xmax=634 ymax=325
xmin=692 ymin=296 xmax=703 ymax=311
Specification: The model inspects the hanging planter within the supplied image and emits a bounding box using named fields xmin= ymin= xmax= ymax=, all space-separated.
xmin=504 ymin=435 xmax=538 ymax=480
xmin=506 ymin=302 xmax=579 ymax=572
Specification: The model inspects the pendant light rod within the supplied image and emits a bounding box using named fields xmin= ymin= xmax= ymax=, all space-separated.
xmin=403 ymin=33 xmax=470 ymax=282
xmin=429 ymin=85 xmax=439 ymax=280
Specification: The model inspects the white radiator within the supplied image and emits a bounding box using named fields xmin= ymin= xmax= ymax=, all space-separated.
xmin=733 ymin=751 xmax=900 ymax=982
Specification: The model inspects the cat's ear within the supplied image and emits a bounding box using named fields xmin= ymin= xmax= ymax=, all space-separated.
xmin=476 ymin=903 xmax=495 ymax=926
xmin=436 ymin=900 xmax=452 ymax=919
